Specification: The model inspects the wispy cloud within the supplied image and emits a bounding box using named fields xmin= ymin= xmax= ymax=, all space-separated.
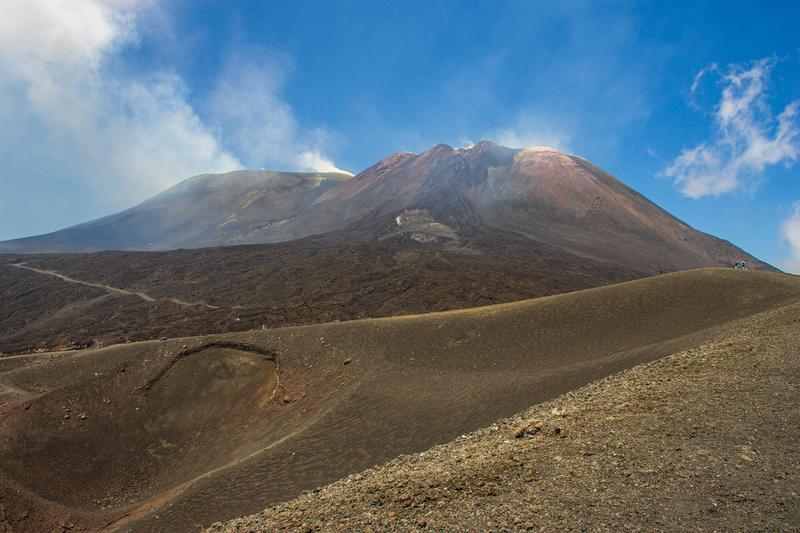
xmin=662 ymin=58 xmax=800 ymax=198
xmin=495 ymin=125 xmax=572 ymax=152
xmin=294 ymin=150 xmax=353 ymax=176
xmin=206 ymin=50 xmax=349 ymax=175
xmin=489 ymin=112 xmax=572 ymax=152
xmin=781 ymin=203 xmax=800 ymax=273
xmin=0 ymin=0 xmax=240 ymax=204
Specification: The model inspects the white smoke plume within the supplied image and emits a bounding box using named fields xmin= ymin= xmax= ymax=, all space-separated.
xmin=0 ymin=0 xmax=346 ymax=222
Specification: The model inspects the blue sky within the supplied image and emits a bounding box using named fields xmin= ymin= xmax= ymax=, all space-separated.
xmin=1 ymin=1 xmax=799 ymax=270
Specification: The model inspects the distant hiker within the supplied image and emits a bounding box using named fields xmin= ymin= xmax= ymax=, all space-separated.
xmin=734 ymin=261 xmax=741 ymax=270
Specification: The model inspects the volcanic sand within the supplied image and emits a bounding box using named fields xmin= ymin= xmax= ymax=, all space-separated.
xmin=1 ymin=269 xmax=798 ymax=531
xmin=214 ymin=281 xmax=800 ymax=532
xmin=0 ymin=232 xmax=641 ymax=355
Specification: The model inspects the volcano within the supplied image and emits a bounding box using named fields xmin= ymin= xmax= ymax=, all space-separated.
xmin=0 ymin=141 xmax=771 ymax=273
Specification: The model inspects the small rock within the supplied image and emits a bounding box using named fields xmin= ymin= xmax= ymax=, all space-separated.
xmin=513 ymin=421 xmax=543 ymax=438
xmin=63 ymin=414 xmax=70 ymax=419
xmin=343 ymin=358 xmax=352 ymax=365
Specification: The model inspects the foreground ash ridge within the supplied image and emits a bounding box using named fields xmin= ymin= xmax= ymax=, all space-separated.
xmin=1 ymin=269 xmax=798 ymax=531
xmin=214 ymin=296 xmax=800 ymax=532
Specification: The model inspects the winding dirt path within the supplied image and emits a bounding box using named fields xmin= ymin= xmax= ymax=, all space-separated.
xmin=7 ymin=263 xmax=220 ymax=309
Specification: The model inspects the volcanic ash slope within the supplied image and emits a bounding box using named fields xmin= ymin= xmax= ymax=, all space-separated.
xmin=1 ymin=269 xmax=799 ymax=532
xmin=212 ymin=278 xmax=800 ymax=532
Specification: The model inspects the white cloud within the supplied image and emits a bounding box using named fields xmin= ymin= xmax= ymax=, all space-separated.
xmin=0 ymin=0 xmax=346 ymax=217
xmin=295 ymin=150 xmax=353 ymax=175
xmin=496 ymin=129 xmax=570 ymax=152
xmin=446 ymin=129 xmax=570 ymax=154
xmin=493 ymin=113 xmax=572 ymax=152
xmin=781 ymin=203 xmax=800 ymax=274
xmin=206 ymin=51 xmax=348 ymax=174
xmin=455 ymin=136 xmax=476 ymax=149
xmin=689 ymin=63 xmax=719 ymax=104
xmin=663 ymin=58 xmax=800 ymax=198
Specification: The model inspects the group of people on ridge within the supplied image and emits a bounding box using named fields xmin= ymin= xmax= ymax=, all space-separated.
xmin=734 ymin=260 xmax=748 ymax=270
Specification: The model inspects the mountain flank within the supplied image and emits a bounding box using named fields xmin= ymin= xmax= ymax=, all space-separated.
xmin=0 ymin=235 xmax=639 ymax=355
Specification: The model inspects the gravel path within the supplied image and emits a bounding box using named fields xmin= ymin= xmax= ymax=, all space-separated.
xmin=7 ymin=263 xmax=219 ymax=309
xmin=211 ymin=301 xmax=800 ymax=532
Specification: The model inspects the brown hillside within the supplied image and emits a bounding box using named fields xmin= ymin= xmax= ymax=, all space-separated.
xmin=213 ymin=291 xmax=800 ymax=532
xmin=0 ymin=269 xmax=797 ymax=531
xmin=0 ymin=234 xmax=641 ymax=355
